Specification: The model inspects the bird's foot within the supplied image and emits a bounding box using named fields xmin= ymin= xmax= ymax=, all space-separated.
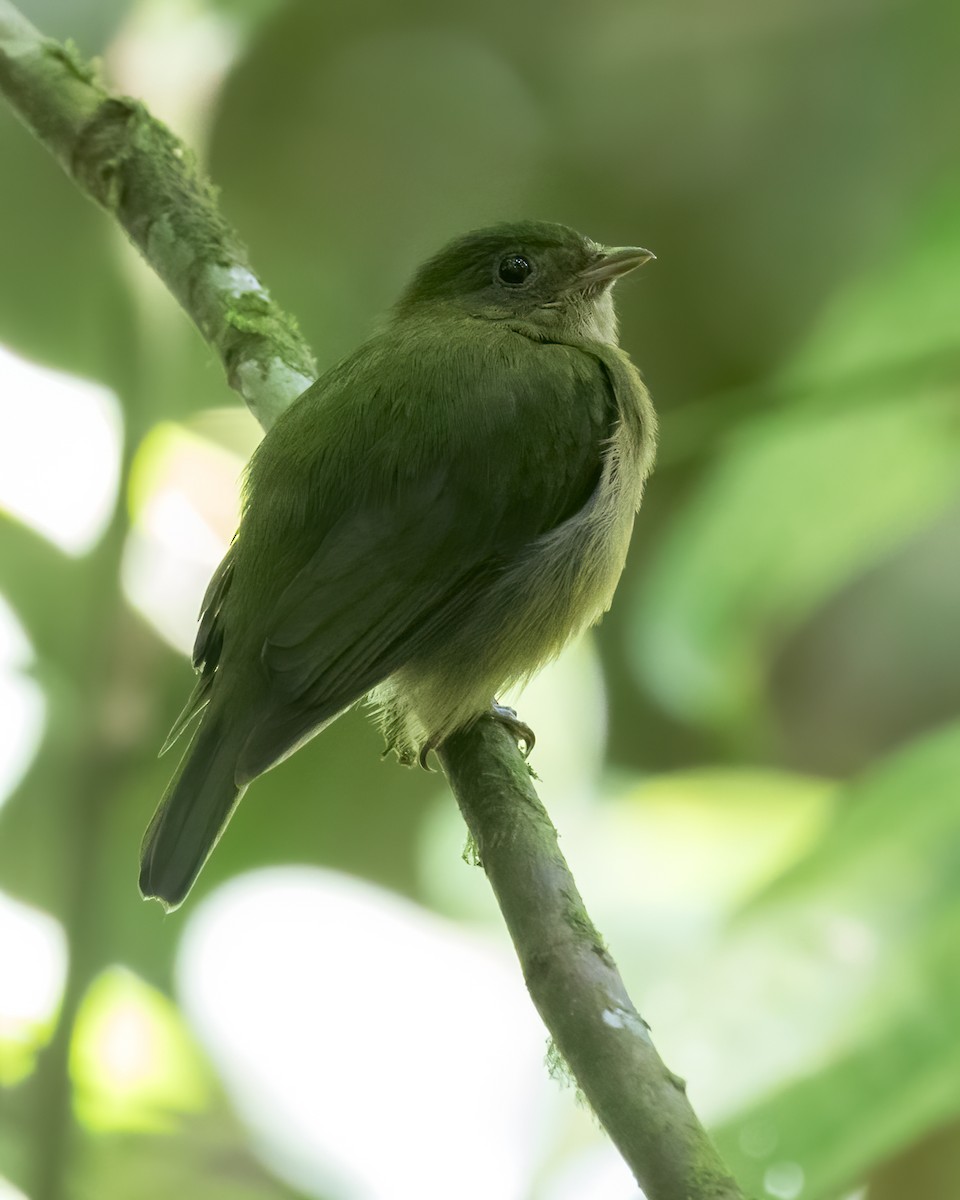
xmin=491 ymin=703 xmax=536 ymax=758
xmin=417 ymin=705 xmax=536 ymax=770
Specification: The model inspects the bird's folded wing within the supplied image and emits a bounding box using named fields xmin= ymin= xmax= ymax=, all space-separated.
xmin=260 ymin=468 xmax=499 ymax=704
xmin=238 ymin=337 xmax=617 ymax=776
xmin=234 ymin=467 xmax=512 ymax=777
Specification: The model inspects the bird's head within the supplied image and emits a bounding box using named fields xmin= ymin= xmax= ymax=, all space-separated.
xmin=394 ymin=221 xmax=654 ymax=346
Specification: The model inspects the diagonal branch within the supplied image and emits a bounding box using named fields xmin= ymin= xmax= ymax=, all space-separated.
xmin=0 ymin=0 xmax=315 ymax=427
xmin=0 ymin=6 xmax=745 ymax=1197
xmin=440 ymin=720 xmax=743 ymax=1198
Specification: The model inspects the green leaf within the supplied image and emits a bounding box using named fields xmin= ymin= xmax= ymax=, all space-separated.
xmin=784 ymin=181 xmax=960 ymax=388
xmin=71 ymin=967 xmax=211 ymax=1132
xmin=705 ymin=722 xmax=960 ymax=1197
xmin=0 ymin=105 xmax=133 ymax=388
xmin=67 ymin=970 xmax=313 ymax=1199
xmin=631 ymin=184 xmax=960 ymax=728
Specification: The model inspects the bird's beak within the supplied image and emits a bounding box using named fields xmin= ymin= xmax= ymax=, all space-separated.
xmin=576 ymin=246 xmax=656 ymax=288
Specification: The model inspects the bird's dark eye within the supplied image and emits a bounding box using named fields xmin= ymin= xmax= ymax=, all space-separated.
xmin=497 ymin=254 xmax=533 ymax=287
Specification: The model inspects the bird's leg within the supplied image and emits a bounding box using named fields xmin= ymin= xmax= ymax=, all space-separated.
xmin=491 ymin=702 xmax=536 ymax=758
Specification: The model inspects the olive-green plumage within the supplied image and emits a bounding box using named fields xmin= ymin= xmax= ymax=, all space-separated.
xmin=140 ymin=221 xmax=657 ymax=910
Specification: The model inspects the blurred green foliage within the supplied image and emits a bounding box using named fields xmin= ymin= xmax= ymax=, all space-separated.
xmin=1 ymin=0 xmax=959 ymax=1198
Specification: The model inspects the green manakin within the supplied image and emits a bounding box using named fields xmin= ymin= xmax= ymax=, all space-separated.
xmin=140 ymin=221 xmax=657 ymax=910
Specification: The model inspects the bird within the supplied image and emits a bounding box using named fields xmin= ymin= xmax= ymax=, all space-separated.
xmin=139 ymin=220 xmax=658 ymax=911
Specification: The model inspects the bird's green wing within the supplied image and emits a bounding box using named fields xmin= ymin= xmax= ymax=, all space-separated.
xmin=225 ymin=331 xmax=619 ymax=778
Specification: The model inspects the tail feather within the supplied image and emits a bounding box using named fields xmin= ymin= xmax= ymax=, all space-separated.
xmin=140 ymin=714 xmax=245 ymax=912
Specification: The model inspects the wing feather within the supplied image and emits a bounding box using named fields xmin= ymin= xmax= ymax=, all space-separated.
xmin=198 ymin=328 xmax=619 ymax=777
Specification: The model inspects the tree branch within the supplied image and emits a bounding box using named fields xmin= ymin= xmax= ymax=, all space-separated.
xmin=0 ymin=7 xmax=745 ymax=1197
xmin=0 ymin=0 xmax=315 ymax=427
xmin=440 ymin=720 xmax=743 ymax=1199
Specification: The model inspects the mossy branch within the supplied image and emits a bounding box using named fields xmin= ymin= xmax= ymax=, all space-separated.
xmin=0 ymin=1 xmax=315 ymax=426
xmin=440 ymin=720 xmax=743 ymax=1198
xmin=0 ymin=5 xmax=745 ymax=1197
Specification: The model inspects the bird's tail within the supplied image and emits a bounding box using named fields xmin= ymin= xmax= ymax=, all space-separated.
xmin=139 ymin=712 xmax=245 ymax=912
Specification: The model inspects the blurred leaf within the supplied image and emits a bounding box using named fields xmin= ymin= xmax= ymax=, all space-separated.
xmin=770 ymin=498 xmax=960 ymax=774
xmin=702 ymin=722 xmax=960 ymax=1198
xmin=77 ymin=1120 xmax=316 ymax=1200
xmin=205 ymin=0 xmax=288 ymax=34
xmin=0 ymin=112 xmax=135 ymax=390
xmin=0 ymin=892 xmax=64 ymax=1088
xmin=17 ymin=0 xmax=133 ymax=47
xmin=634 ymin=387 xmax=960 ymax=727
xmin=69 ymin=966 xmax=313 ymax=1198
xmin=72 ymin=967 xmax=211 ymax=1132
xmin=868 ymin=1119 xmax=960 ymax=1200
xmin=563 ymin=767 xmax=838 ymax=990
xmin=785 ymin=180 xmax=960 ymax=388
xmin=176 ymin=871 xmax=552 ymax=1200
xmin=1 ymin=957 xmax=312 ymax=1199
xmin=0 ymin=589 xmax=189 ymax=978
xmin=0 ymin=519 xmax=125 ymax=678
xmin=631 ymin=182 xmax=960 ymax=728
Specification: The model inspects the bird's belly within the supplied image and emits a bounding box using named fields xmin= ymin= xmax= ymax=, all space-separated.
xmin=379 ymin=479 xmax=636 ymax=756
xmin=373 ymin=382 xmax=654 ymax=760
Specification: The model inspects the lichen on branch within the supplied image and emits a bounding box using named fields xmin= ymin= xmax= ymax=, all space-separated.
xmin=0 ymin=4 xmax=315 ymax=428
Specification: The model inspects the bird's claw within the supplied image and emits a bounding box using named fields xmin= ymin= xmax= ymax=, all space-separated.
xmin=418 ymin=738 xmax=438 ymax=771
xmin=417 ymin=705 xmax=536 ymax=769
xmin=491 ymin=703 xmax=536 ymax=758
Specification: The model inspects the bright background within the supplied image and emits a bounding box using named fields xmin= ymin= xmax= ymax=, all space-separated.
xmin=1 ymin=1 xmax=959 ymax=1198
